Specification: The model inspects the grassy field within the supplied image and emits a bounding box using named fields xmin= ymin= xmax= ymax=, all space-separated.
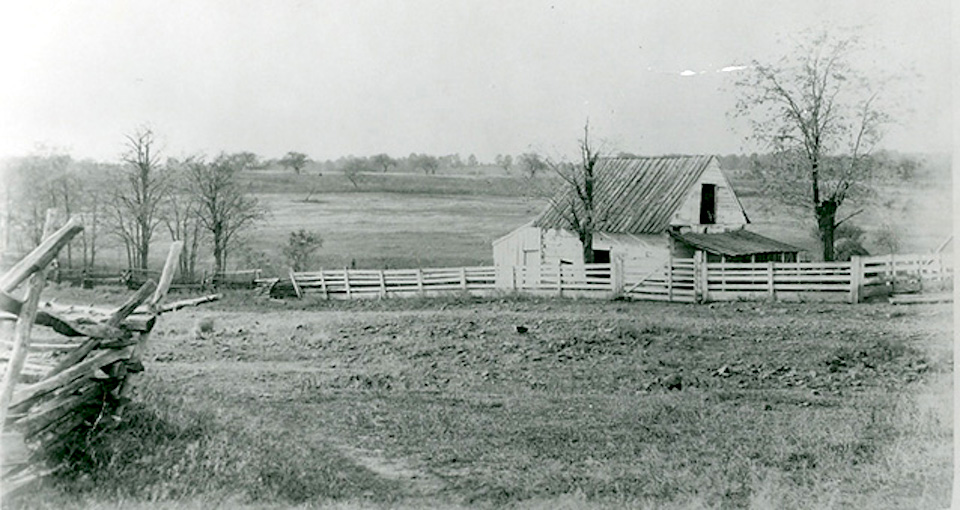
xmin=72 ymin=162 xmax=950 ymax=274
xmin=13 ymin=291 xmax=953 ymax=509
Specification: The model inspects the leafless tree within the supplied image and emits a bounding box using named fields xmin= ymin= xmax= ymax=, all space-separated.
xmin=371 ymin=153 xmax=396 ymax=173
xmin=733 ymin=30 xmax=898 ymax=260
xmin=548 ymin=122 xmax=603 ymax=264
xmin=410 ymin=154 xmax=439 ymax=175
xmin=163 ymin=157 xmax=206 ymax=281
xmin=187 ymin=154 xmax=267 ymax=273
xmin=109 ymin=128 xmax=168 ymax=269
xmin=279 ymin=151 xmax=309 ymax=175
xmin=341 ymin=157 xmax=367 ymax=188
xmin=495 ymin=154 xmax=513 ymax=173
xmin=518 ymin=152 xmax=549 ymax=178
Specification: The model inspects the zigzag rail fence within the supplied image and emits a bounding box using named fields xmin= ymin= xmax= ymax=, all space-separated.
xmin=0 ymin=214 xmax=220 ymax=501
xmin=267 ymin=253 xmax=951 ymax=304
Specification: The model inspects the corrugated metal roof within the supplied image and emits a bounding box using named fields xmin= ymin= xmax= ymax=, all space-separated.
xmin=671 ymin=229 xmax=800 ymax=256
xmin=534 ymin=155 xmax=716 ymax=234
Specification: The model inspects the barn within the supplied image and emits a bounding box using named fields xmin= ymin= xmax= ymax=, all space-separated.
xmin=492 ymin=155 xmax=800 ymax=274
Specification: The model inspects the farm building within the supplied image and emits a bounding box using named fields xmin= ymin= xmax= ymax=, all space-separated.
xmin=493 ymin=155 xmax=800 ymax=274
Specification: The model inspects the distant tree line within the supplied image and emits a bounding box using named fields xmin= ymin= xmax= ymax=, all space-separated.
xmin=2 ymin=128 xmax=266 ymax=279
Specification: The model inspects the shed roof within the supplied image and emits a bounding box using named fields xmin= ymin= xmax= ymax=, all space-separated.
xmin=671 ymin=229 xmax=800 ymax=257
xmin=534 ymin=155 xmax=729 ymax=234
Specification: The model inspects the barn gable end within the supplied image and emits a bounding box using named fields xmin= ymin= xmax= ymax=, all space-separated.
xmin=669 ymin=157 xmax=748 ymax=232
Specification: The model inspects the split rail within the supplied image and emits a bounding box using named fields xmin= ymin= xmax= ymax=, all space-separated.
xmin=0 ymin=215 xmax=219 ymax=500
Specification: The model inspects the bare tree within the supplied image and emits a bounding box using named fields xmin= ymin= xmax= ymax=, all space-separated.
xmin=733 ymin=30 xmax=897 ymax=260
xmin=73 ymin=160 xmax=113 ymax=271
xmin=341 ymin=157 xmax=367 ymax=188
xmin=371 ymin=153 xmax=396 ymax=173
xmin=411 ymin=154 xmax=439 ymax=175
xmin=495 ymin=154 xmax=513 ymax=173
xmin=548 ymin=122 xmax=602 ymax=264
xmin=163 ymin=157 xmax=206 ymax=281
xmin=108 ymin=128 xmax=168 ymax=270
xmin=188 ymin=154 xmax=267 ymax=273
xmin=518 ymin=152 xmax=549 ymax=178
xmin=4 ymin=149 xmax=72 ymax=250
xmin=279 ymin=151 xmax=309 ymax=175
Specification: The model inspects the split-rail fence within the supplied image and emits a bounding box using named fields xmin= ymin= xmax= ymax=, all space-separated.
xmin=0 ymin=216 xmax=219 ymax=500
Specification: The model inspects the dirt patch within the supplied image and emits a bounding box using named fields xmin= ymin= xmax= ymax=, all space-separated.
xmin=333 ymin=444 xmax=446 ymax=496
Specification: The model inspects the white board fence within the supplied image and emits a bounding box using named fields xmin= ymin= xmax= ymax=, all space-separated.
xmin=270 ymin=252 xmax=951 ymax=303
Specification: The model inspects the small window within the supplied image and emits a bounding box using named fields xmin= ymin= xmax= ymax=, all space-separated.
xmin=593 ymin=249 xmax=611 ymax=264
xmin=700 ymin=184 xmax=716 ymax=224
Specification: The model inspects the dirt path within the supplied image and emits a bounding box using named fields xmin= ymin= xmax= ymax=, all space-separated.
xmin=332 ymin=444 xmax=446 ymax=496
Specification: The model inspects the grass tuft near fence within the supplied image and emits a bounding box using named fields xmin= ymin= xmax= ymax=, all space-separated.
xmin=22 ymin=381 xmax=401 ymax=508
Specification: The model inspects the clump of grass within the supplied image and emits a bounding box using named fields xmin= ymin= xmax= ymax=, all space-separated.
xmin=29 ymin=380 xmax=399 ymax=506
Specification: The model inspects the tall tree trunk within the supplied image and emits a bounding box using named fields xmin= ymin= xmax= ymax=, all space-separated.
xmin=816 ymin=200 xmax=838 ymax=261
xmin=581 ymin=229 xmax=594 ymax=264
xmin=213 ymin=228 xmax=225 ymax=274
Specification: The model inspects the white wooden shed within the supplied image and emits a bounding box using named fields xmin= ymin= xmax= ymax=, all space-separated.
xmin=493 ymin=155 xmax=798 ymax=274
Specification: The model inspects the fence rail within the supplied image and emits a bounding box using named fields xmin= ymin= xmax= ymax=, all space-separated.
xmin=270 ymin=266 xmax=498 ymax=299
xmin=268 ymin=252 xmax=952 ymax=303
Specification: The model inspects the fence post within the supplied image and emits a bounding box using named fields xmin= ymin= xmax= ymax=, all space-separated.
xmin=320 ymin=268 xmax=328 ymax=299
xmin=667 ymin=253 xmax=673 ymax=302
xmin=767 ymin=261 xmax=775 ymax=301
xmin=849 ymin=256 xmax=863 ymax=303
xmin=460 ymin=267 xmax=468 ymax=291
xmin=417 ymin=268 xmax=424 ymax=296
xmin=344 ymin=267 xmax=351 ymax=299
xmin=511 ymin=266 xmax=517 ymax=292
xmin=288 ymin=268 xmax=302 ymax=299
xmin=379 ymin=270 xmax=387 ymax=299
xmin=556 ymin=261 xmax=563 ymax=297
xmin=611 ymin=257 xmax=624 ymax=298
xmin=694 ymin=251 xmax=709 ymax=303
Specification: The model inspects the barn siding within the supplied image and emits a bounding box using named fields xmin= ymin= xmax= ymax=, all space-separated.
xmin=493 ymin=225 xmax=542 ymax=268
xmin=541 ymin=229 xmax=669 ymax=274
xmin=670 ymin=159 xmax=747 ymax=232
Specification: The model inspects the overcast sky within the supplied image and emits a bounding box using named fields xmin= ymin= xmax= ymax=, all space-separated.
xmin=0 ymin=0 xmax=952 ymax=163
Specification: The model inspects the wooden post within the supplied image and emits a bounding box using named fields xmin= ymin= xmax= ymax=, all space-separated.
xmin=849 ymin=255 xmax=863 ymax=304
xmin=610 ymin=257 xmax=624 ymax=298
xmin=320 ymin=268 xmax=328 ymax=299
xmin=0 ymin=267 xmax=46 ymax=436
xmin=511 ymin=266 xmax=517 ymax=291
xmin=343 ymin=267 xmax=351 ymax=299
xmin=667 ymin=253 xmax=673 ymax=301
xmin=719 ymin=258 xmax=726 ymax=292
xmin=417 ymin=268 xmax=425 ymax=296
xmin=289 ymin=268 xmax=302 ymax=299
xmin=767 ymin=261 xmax=775 ymax=300
xmin=150 ymin=241 xmax=183 ymax=311
xmin=0 ymin=212 xmax=58 ymax=492
xmin=379 ymin=270 xmax=387 ymax=299
xmin=460 ymin=267 xmax=468 ymax=291
xmin=694 ymin=251 xmax=708 ymax=303
xmin=556 ymin=260 xmax=563 ymax=297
